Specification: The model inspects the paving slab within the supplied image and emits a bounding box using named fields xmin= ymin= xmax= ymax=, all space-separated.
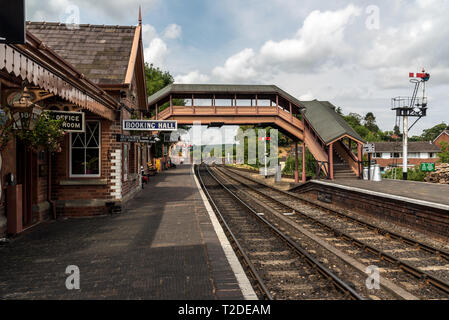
xmin=324 ymin=178 xmax=449 ymax=208
xmin=0 ymin=165 xmax=245 ymax=300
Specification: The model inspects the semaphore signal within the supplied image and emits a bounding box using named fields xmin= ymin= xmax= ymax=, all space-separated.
xmin=391 ymin=69 xmax=430 ymax=180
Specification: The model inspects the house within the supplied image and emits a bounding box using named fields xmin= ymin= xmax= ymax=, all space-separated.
xmin=372 ymin=141 xmax=441 ymax=171
xmin=433 ymin=127 xmax=449 ymax=148
xmin=0 ymin=13 xmax=151 ymax=236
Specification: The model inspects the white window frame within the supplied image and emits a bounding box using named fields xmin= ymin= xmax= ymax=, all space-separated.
xmin=69 ymin=121 xmax=101 ymax=178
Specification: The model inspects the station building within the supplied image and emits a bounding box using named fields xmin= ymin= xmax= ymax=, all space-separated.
xmin=0 ymin=17 xmax=150 ymax=236
xmin=372 ymin=141 xmax=441 ymax=171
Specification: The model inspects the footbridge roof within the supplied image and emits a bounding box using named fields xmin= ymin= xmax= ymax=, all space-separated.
xmin=302 ymin=100 xmax=365 ymax=145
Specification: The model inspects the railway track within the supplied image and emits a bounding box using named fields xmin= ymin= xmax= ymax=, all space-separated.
xmin=196 ymin=164 xmax=364 ymax=300
xmin=214 ymin=165 xmax=449 ymax=299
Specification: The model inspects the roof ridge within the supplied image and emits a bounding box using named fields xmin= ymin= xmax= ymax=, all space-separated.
xmin=26 ymin=21 xmax=136 ymax=29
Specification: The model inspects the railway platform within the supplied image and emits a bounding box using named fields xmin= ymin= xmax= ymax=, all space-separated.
xmin=318 ymin=178 xmax=449 ymax=208
xmin=0 ymin=165 xmax=251 ymax=299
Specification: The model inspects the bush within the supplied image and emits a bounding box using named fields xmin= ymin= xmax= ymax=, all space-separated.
xmin=382 ymin=166 xmax=426 ymax=181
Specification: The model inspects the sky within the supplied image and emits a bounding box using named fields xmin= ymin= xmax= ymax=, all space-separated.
xmin=26 ymin=0 xmax=449 ymax=137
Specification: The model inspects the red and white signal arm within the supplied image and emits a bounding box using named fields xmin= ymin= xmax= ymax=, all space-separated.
xmin=259 ymin=137 xmax=271 ymax=141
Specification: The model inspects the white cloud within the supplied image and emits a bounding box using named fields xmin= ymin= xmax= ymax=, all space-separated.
xmin=212 ymin=48 xmax=258 ymax=82
xmin=163 ymin=24 xmax=182 ymax=39
xmin=299 ymin=92 xmax=315 ymax=101
xmin=259 ymin=4 xmax=361 ymax=71
xmin=142 ymin=24 xmax=158 ymax=45
xmin=174 ymin=71 xmax=210 ymax=84
xmin=144 ymin=38 xmax=168 ymax=68
xmin=27 ymin=0 xmax=159 ymax=23
xmin=211 ymin=5 xmax=361 ymax=82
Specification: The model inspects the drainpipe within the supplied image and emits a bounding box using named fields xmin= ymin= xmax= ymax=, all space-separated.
xmin=47 ymin=151 xmax=56 ymax=219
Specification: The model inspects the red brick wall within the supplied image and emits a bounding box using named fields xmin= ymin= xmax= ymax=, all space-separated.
xmin=375 ymin=157 xmax=438 ymax=168
xmin=435 ymin=133 xmax=449 ymax=148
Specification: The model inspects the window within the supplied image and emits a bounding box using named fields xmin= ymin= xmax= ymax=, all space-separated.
xmin=375 ymin=153 xmax=381 ymax=158
xmin=70 ymin=121 xmax=101 ymax=176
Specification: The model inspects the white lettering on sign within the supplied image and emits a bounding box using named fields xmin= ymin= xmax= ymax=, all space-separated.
xmin=123 ymin=120 xmax=178 ymax=131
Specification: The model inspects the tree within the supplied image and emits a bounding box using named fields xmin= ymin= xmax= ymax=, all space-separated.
xmin=343 ymin=113 xmax=362 ymax=128
xmin=145 ymin=63 xmax=185 ymax=117
xmin=364 ymin=112 xmax=379 ymax=132
xmin=420 ymin=123 xmax=447 ymax=142
xmin=145 ymin=63 xmax=174 ymax=96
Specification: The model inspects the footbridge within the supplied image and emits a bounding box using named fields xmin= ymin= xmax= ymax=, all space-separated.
xmin=147 ymin=84 xmax=365 ymax=182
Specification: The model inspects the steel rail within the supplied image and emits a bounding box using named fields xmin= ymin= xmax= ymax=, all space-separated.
xmin=222 ymin=165 xmax=449 ymax=261
xmin=196 ymin=164 xmax=273 ymax=300
xmin=202 ymin=164 xmax=364 ymax=300
xmin=217 ymin=166 xmax=449 ymax=295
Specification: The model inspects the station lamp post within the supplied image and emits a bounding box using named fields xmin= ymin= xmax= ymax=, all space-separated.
xmin=7 ymin=87 xmax=43 ymax=131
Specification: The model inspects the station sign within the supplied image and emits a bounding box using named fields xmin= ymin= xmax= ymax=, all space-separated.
xmin=49 ymin=110 xmax=85 ymax=132
xmin=420 ymin=162 xmax=435 ymax=172
xmin=116 ymin=134 xmax=156 ymax=143
xmin=363 ymin=143 xmax=375 ymax=153
xmin=122 ymin=120 xmax=177 ymax=131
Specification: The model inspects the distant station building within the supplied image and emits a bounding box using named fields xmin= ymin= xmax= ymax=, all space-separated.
xmin=372 ymin=141 xmax=441 ymax=171
xmin=0 ymin=15 xmax=151 ymax=236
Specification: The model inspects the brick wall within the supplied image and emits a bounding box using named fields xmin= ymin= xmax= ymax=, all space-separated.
xmin=435 ymin=133 xmax=449 ymax=148
xmin=294 ymin=182 xmax=449 ymax=238
xmin=375 ymin=157 xmax=438 ymax=168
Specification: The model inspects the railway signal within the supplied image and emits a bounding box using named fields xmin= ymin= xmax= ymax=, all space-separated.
xmin=391 ymin=69 xmax=430 ymax=180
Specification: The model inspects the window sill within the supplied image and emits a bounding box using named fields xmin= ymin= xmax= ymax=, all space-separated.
xmin=60 ymin=179 xmax=108 ymax=186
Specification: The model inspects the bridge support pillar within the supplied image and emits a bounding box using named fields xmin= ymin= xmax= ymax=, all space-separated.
xmin=329 ymin=143 xmax=334 ymax=180
xmin=357 ymin=142 xmax=362 ymax=178
xmin=294 ymin=141 xmax=299 ymax=183
xmin=302 ymin=142 xmax=306 ymax=183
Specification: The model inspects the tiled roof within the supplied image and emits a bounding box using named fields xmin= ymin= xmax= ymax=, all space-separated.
xmin=147 ymin=84 xmax=305 ymax=108
xmin=301 ymin=100 xmax=365 ymax=144
xmin=373 ymin=142 xmax=441 ymax=152
xmin=26 ymin=22 xmax=136 ymax=85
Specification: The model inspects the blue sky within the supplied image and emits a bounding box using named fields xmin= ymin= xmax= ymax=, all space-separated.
xmin=26 ymin=0 xmax=449 ymax=137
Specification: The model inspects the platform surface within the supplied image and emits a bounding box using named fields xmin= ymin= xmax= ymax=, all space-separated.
xmin=322 ymin=178 xmax=449 ymax=207
xmin=0 ymin=165 xmax=244 ymax=299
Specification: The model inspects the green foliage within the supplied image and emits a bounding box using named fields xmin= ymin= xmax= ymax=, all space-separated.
xmin=420 ymin=123 xmax=447 ymax=142
xmin=282 ymin=150 xmax=319 ymax=178
xmin=145 ymin=63 xmax=174 ymax=96
xmin=364 ymin=112 xmax=379 ymax=132
xmin=16 ymin=112 xmax=65 ymax=152
xmin=382 ymin=166 xmax=426 ymax=181
xmin=145 ymin=63 xmax=185 ymax=117
xmin=438 ymin=141 xmax=449 ymax=163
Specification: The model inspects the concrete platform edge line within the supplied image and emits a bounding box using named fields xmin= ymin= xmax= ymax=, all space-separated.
xmin=191 ymin=165 xmax=258 ymax=300
xmin=312 ymin=180 xmax=449 ymax=211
